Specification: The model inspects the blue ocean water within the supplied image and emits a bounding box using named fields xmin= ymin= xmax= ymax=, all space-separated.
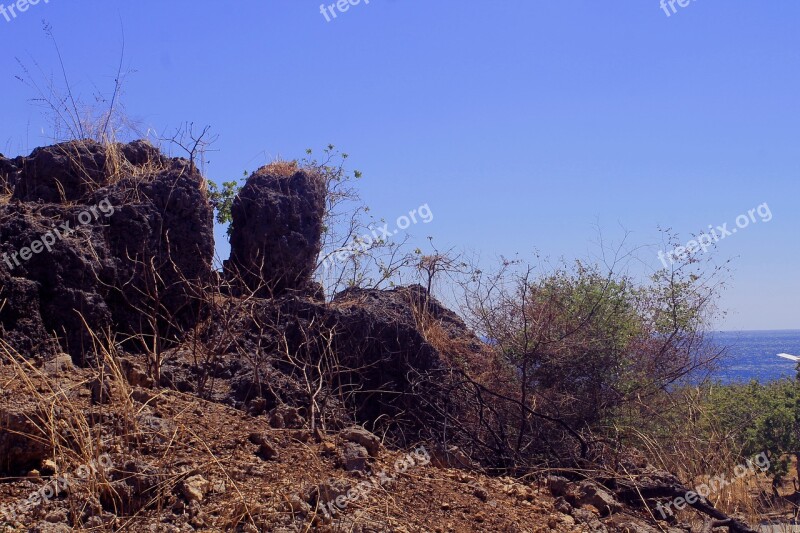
xmin=711 ymin=330 xmax=800 ymax=384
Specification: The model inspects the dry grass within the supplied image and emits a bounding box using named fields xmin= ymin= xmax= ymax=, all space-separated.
xmin=0 ymin=338 xmax=122 ymax=528
xmin=620 ymin=400 xmax=791 ymax=527
xmin=0 ymin=340 xmax=575 ymax=531
xmin=256 ymin=159 xmax=300 ymax=178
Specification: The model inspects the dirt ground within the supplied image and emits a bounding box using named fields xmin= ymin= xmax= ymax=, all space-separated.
xmin=0 ymin=362 xmax=601 ymax=532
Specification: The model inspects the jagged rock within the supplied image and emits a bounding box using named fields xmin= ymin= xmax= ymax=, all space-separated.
xmin=0 ymin=139 xmax=213 ymax=363
xmin=0 ymin=275 xmax=50 ymax=357
xmin=554 ymin=496 xmax=573 ymax=514
xmin=0 ymin=153 xmax=21 ymax=194
xmin=284 ymin=494 xmax=310 ymax=515
xmin=572 ymin=508 xmax=607 ymax=531
xmin=338 ymin=441 xmax=369 ymax=472
xmin=226 ymin=163 xmax=325 ymax=297
xmin=327 ymin=285 xmax=454 ymax=435
xmin=576 ymin=480 xmax=622 ymax=517
xmin=472 ymin=485 xmax=489 ymax=502
xmin=43 ymin=353 xmax=74 ymax=374
xmin=548 ymin=477 xmax=621 ymax=518
xmin=12 ymin=141 xmax=110 ymax=203
xmin=119 ymin=358 xmax=153 ymax=388
xmin=548 ymin=476 xmax=573 ymax=498
xmin=339 ymin=426 xmax=381 ymax=457
xmin=180 ymin=474 xmax=210 ymax=503
xmin=203 ymin=284 xmax=478 ymax=445
xmin=257 ymin=441 xmax=280 ymax=461
xmin=268 ymin=405 xmax=306 ymax=429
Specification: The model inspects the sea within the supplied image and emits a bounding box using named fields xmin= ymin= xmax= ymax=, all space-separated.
xmin=710 ymin=330 xmax=800 ymax=384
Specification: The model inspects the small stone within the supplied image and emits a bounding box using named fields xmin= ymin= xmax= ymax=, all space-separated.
xmin=44 ymin=354 xmax=74 ymax=374
xmin=320 ymin=441 xmax=336 ymax=455
xmin=257 ymin=441 xmax=279 ymax=461
xmin=285 ymin=494 xmax=310 ymax=515
xmin=180 ymin=475 xmax=210 ymax=503
xmin=41 ymin=459 xmax=58 ymax=476
xmin=440 ymin=502 xmax=451 ymax=511
xmin=248 ymin=432 xmax=266 ymax=445
xmin=339 ymin=426 xmax=381 ymax=457
xmin=338 ymin=442 xmax=369 ymax=472
xmin=45 ymin=509 xmax=68 ymax=523
xmin=472 ymin=485 xmax=489 ymax=502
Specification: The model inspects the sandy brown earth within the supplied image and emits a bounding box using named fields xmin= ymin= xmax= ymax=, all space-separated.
xmin=0 ymin=360 xmax=608 ymax=532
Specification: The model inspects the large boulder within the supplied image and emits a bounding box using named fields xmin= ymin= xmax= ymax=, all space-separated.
xmin=0 ymin=140 xmax=214 ymax=363
xmin=327 ymin=285 xmax=471 ymax=436
xmin=226 ymin=163 xmax=325 ymax=297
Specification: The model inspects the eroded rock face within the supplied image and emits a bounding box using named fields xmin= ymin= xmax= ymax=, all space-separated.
xmin=197 ymin=285 xmax=472 ymax=444
xmin=12 ymin=140 xmax=110 ymax=203
xmin=227 ymin=165 xmax=325 ymax=297
xmin=0 ymin=140 xmax=214 ymax=362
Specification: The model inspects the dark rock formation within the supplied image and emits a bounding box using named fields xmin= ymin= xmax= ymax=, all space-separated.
xmin=13 ymin=140 xmax=110 ymax=203
xmin=327 ymin=285 xmax=452 ymax=429
xmin=0 ymin=140 xmax=214 ymax=363
xmin=0 ymin=153 xmax=21 ymax=194
xmin=227 ymin=164 xmax=325 ymax=297
xmin=193 ymin=285 xmax=473 ymax=444
xmin=0 ymin=140 xmax=473 ymax=446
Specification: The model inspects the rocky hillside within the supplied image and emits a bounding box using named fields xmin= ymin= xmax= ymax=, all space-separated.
xmin=0 ymin=141 xmax=762 ymax=532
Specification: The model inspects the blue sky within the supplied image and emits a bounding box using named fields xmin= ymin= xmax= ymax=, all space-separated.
xmin=0 ymin=1 xmax=798 ymax=330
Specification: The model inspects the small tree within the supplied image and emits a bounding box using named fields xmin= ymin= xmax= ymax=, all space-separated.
xmin=454 ymin=237 xmax=726 ymax=469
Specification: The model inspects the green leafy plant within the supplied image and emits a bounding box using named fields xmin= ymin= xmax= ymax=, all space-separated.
xmin=207 ymin=174 xmax=243 ymax=238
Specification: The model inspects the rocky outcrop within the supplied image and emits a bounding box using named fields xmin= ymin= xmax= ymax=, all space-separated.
xmin=0 ymin=141 xmax=470 ymax=446
xmin=11 ymin=140 xmax=168 ymax=203
xmin=193 ymin=284 xmax=474 ymax=446
xmin=0 ymin=140 xmax=213 ymax=362
xmin=226 ymin=163 xmax=325 ymax=297
xmin=327 ymin=285 xmax=455 ymax=433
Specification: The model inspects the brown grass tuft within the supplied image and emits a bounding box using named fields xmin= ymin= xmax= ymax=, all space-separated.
xmin=256 ymin=159 xmax=299 ymax=178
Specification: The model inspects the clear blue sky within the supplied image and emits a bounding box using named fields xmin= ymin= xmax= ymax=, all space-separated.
xmin=0 ymin=1 xmax=797 ymax=330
